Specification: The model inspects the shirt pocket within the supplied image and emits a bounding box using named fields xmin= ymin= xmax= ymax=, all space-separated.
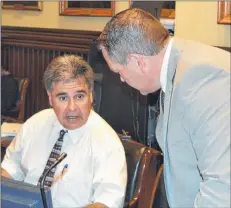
xmin=52 ymin=165 xmax=93 ymax=207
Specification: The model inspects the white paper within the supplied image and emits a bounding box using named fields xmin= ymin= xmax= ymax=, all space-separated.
xmin=1 ymin=122 xmax=23 ymax=137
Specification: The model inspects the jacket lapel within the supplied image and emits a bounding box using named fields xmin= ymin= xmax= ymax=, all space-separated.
xmin=162 ymin=40 xmax=183 ymax=149
xmin=160 ymin=38 xmax=184 ymax=204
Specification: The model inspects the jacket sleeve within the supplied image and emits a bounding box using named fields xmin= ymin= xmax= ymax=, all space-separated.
xmin=1 ymin=125 xmax=26 ymax=181
xmin=90 ymin=132 xmax=127 ymax=208
xmin=182 ymin=66 xmax=230 ymax=207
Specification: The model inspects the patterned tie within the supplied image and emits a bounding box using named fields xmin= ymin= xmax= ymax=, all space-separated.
xmin=160 ymin=90 xmax=165 ymax=113
xmin=38 ymin=129 xmax=67 ymax=188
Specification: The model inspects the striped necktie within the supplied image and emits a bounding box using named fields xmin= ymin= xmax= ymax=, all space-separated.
xmin=160 ymin=90 xmax=165 ymax=113
xmin=38 ymin=129 xmax=67 ymax=188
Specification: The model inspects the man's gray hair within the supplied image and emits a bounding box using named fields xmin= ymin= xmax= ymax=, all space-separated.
xmin=43 ymin=55 xmax=94 ymax=91
xmin=97 ymin=8 xmax=170 ymax=65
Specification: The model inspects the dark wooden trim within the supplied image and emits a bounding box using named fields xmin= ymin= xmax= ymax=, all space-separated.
xmin=2 ymin=1 xmax=43 ymax=11
xmin=59 ymin=1 xmax=115 ymax=17
xmin=2 ymin=26 xmax=101 ymax=53
xmin=217 ymin=1 xmax=231 ymax=24
xmin=2 ymin=26 xmax=101 ymax=35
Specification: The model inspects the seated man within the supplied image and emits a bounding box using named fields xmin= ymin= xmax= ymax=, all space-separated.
xmin=1 ymin=67 xmax=18 ymax=115
xmin=1 ymin=55 xmax=127 ymax=208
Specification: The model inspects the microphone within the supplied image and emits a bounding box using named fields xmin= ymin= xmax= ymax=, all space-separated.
xmin=40 ymin=152 xmax=67 ymax=208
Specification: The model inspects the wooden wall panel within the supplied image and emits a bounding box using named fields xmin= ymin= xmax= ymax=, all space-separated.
xmin=1 ymin=26 xmax=100 ymax=119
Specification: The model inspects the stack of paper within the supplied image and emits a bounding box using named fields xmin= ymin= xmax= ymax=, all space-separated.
xmin=1 ymin=122 xmax=23 ymax=137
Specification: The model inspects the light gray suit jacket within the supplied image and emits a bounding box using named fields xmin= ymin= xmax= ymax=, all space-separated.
xmin=156 ymin=37 xmax=230 ymax=207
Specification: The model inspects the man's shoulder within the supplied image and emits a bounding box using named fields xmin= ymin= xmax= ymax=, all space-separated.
xmin=25 ymin=108 xmax=55 ymax=126
xmin=89 ymin=111 xmax=116 ymax=132
xmin=174 ymin=37 xmax=230 ymax=68
xmin=88 ymin=111 xmax=120 ymax=142
xmin=88 ymin=112 xmax=125 ymax=156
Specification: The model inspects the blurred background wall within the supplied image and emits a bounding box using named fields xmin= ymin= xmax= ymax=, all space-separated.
xmin=2 ymin=1 xmax=230 ymax=47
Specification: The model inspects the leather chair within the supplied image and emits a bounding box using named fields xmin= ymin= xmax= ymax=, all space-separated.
xmin=151 ymin=164 xmax=169 ymax=208
xmin=1 ymin=77 xmax=29 ymax=123
xmin=93 ymin=73 xmax=103 ymax=114
xmin=121 ymin=139 xmax=163 ymax=208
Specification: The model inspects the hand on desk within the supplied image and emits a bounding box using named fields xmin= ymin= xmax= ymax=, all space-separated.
xmin=1 ymin=168 xmax=13 ymax=180
xmin=84 ymin=202 xmax=108 ymax=208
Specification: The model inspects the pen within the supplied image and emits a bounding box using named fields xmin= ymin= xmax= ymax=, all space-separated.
xmin=61 ymin=164 xmax=68 ymax=178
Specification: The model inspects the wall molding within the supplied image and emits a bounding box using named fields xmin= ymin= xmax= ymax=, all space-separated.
xmin=2 ymin=26 xmax=101 ymax=53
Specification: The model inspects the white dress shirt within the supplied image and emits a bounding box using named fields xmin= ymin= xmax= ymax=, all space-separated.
xmin=2 ymin=109 xmax=127 ymax=208
xmin=160 ymin=37 xmax=174 ymax=93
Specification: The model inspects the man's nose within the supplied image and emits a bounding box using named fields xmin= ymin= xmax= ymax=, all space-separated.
xmin=120 ymin=76 xmax=125 ymax=82
xmin=67 ymin=99 xmax=77 ymax=111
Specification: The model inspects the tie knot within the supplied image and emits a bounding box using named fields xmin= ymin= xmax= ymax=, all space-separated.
xmin=59 ymin=130 xmax=67 ymax=138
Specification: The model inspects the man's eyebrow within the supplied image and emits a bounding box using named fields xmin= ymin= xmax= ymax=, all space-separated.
xmin=56 ymin=92 xmax=67 ymax=97
xmin=55 ymin=90 xmax=87 ymax=97
xmin=76 ymin=90 xmax=87 ymax=94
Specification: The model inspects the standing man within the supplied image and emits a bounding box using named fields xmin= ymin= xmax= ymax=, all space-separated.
xmin=97 ymin=8 xmax=230 ymax=207
xmin=1 ymin=55 xmax=127 ymax=208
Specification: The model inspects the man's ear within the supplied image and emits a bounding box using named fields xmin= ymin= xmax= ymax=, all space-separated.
xmin=47 ymin=90 xmax=53 ymax=107
xmin=90 ymin=91 xmax=93 ymax=104
xmin=102 ymin=48 xmax=111 ymax=64
xmin=128 ymin=54 xmax=147 ymax=74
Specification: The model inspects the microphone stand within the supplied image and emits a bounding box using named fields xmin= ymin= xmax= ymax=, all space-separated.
xmin=40 ymin=152 xmax=67 ymax=208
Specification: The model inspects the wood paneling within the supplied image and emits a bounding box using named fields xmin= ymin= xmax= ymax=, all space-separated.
xmin=1 ymin=26 xmax=100 ymax=119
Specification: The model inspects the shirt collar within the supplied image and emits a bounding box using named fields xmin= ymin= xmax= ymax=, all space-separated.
xmin=67 ymin=123 xmax=86 ymax=144
xmin=160 ymin=37 xmax=174 ymax=93
xmin=51 ymin=109 xmax=93 ymax=144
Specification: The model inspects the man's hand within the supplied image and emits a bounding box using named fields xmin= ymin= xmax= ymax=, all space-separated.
xmin=1 ymin=168 xmax=13 ymax=179
xmin=84 ymin=202 xmax=108 ymax=208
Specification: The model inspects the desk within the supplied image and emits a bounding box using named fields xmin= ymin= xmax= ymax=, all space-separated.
xmin=1 ymin=122 xmax=22 ymax=148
